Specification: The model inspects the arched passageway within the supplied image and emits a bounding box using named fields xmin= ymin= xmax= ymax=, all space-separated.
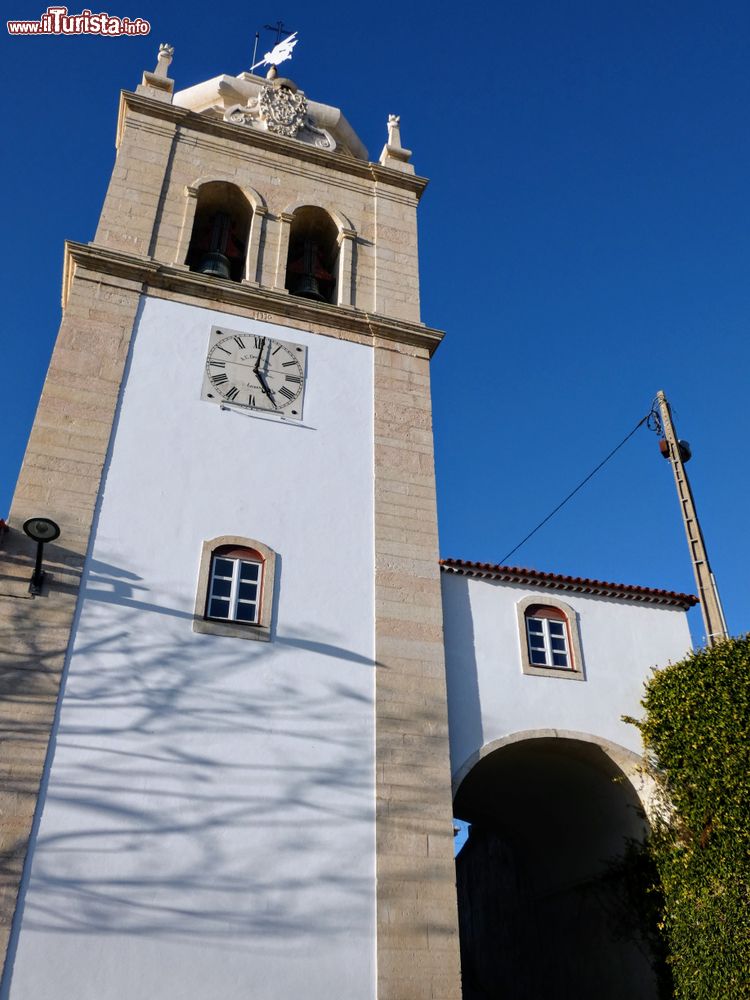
xmin=454 ymin=737 xmax=663 ymax=1000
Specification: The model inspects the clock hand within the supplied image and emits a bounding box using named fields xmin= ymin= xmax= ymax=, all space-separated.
xmin=251 ymin=337 xmax=280 ymax=406
xmin=254 ymin=368 xmax=277 ymax=407
xmin=211 ymin=356 xmax=277 ymax=405
xmin=253 ymin=337 xmax=266 ymax=376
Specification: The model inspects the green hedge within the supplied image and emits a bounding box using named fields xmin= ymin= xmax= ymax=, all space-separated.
xmin=628 ymin=636 xmax=750 ymax=999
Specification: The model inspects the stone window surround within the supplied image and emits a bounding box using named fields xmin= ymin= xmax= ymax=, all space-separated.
xmin=174 ymin=181 xmax=357 ymax=306
xmin=516 ymin=594 xmax=585 ymax=681
xmin=175 ymin=178 xmax=268 ymax=285
xmin=275 ymin=201 xmax=357 ymax=307
xmin=193 ymin=535 xmax=276 ymax=642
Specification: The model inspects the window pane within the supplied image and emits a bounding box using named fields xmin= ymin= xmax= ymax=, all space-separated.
xmin=529 ymin=634 xmax=545 ymax=649
xmin=551 ymin=637 xmax=567 ymax=652
xmin=530 ymin=649 xmax=548 ymax=665
xmin=238 ymin=582 xmax=258 ymax=602
xmin=548 ymin=621 xmax=565 ymax=636
xmin=235 ymin=602 xmax=258 ymax=623
xmin=213 ymin=558 xmax=234 ymax=578
xmin=210 ymin=577 xmax=232 ymax=598
xmin=240 ymin=561 xmax=260 ymax=582
xmin=208 ymin=597 xmax=230 ymax=619
xmin=552 ymin=652 xmax=569 ymax=668
xmin=527 ymin=619 xmax=544 ymax=634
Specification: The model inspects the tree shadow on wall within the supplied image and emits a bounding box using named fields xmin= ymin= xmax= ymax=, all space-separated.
xmin=2 ymin=550 xmax=377 ymax=964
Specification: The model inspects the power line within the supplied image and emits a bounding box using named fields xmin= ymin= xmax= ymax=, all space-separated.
xmin=498 ymin=409 xmax=654 ymax=565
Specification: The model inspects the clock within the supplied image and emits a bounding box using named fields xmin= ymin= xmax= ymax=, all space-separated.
xmin=201 ymin=325 xmax=307 ymax=420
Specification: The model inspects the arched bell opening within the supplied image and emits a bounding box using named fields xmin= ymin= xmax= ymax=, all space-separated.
xmin=186 ymin=182 xmax=252 ymax=282
xmin=284 ymin=206 xmax=338 ymax=303
xmin=453 ymin=737 xmax=665 ymax=1000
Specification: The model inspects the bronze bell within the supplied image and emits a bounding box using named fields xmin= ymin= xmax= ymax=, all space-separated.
xmin=197 ymin=251 xmax=231 ymax=279
xmin=197 ymin=212 xmax=232 ymax=279
xmin=288 ymin=239 xmax=331 ymax=301
xmin=294 ymin=272 xmax=324 ymax=300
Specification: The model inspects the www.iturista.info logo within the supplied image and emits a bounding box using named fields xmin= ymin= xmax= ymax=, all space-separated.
xmin=8 ymin=5 xmax=150 ymax=35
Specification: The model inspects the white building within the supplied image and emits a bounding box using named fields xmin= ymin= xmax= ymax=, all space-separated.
xmin=0 ymin=43 xmax=695 ymax=1000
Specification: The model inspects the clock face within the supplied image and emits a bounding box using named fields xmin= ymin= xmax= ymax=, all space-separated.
xmin=201 ymin=326 xmax=307 ymax=420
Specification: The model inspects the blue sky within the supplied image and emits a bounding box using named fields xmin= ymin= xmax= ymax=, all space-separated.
xmin=2 ymin=1 xmax=749 ymax=641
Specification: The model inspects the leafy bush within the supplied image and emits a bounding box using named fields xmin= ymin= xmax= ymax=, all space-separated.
xmin=628 ymin=636 xmax=750 ymax=999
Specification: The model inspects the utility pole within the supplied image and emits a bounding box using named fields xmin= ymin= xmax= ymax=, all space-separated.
xmin=656 ymin=389 xmax=728 ymax=646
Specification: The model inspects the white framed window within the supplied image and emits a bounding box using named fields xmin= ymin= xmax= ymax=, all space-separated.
xmin=193 ymin=536 xmax=276 ymax=642
xmin=207 ymin=553 xmax=262 ymax=623
xmin=526 ymin=614 xmax=571 ymax=669
xmin=516 ymin=596 xmax=584 ymax=680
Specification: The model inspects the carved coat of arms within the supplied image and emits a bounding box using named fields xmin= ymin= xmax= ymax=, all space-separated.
xmin=258 ymin=85 xmax=308 ymax=138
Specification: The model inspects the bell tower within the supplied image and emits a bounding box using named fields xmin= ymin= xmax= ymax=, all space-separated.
xmin=0 ymin=43 xmax=461 ymax=1000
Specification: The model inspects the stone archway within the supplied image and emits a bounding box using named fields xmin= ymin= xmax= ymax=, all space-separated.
xmin=453 ymin=735 xmax=662 ymax=1000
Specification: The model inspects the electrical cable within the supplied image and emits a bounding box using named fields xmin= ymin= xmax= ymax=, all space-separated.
xmin=498 ymin=410 xmax=654 ymax=565
xmin=646 ymin=394 xmax=663 ymax=435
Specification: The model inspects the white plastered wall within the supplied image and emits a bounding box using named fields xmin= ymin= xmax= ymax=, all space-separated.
xmin=8 ymin=297 xmax=376 ymax=1000
xmin=441 ymin=573 xmax=694 ymax=782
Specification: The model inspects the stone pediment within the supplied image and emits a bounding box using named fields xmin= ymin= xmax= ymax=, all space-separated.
xmin=173 ymin=73 xmax=368 ymax=160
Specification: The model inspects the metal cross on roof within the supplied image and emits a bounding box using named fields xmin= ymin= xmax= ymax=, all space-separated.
xmin=264 ymin=20 xmax=295 ymax=43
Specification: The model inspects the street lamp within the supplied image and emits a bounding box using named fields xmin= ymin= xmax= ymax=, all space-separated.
xmin=22 ymin=517 xmax=61 ymax=595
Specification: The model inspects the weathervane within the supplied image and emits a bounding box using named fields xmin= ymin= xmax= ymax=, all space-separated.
xmin=251 ymin=30 xmax=299 ymax=78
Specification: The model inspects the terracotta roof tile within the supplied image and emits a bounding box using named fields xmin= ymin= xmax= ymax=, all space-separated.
xmin=439 ymin=558 xmax=698 ymax=610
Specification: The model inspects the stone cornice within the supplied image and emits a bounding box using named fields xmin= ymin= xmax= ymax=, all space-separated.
xmin=63 ymin=242 xmax=445 ymax=355
xmin=116 ymin=90 xmax=430 ymax=200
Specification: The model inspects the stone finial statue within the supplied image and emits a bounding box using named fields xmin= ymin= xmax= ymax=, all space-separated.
xmin=379 ymin=113 xmax=413 ymax=173
xmin=387 ymin=114 xmax=402 ymax=149
xmin=154 ymin=43 xmax=174 ymax=79
xmin=137 ymin=42 xmax=175 ymax=101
